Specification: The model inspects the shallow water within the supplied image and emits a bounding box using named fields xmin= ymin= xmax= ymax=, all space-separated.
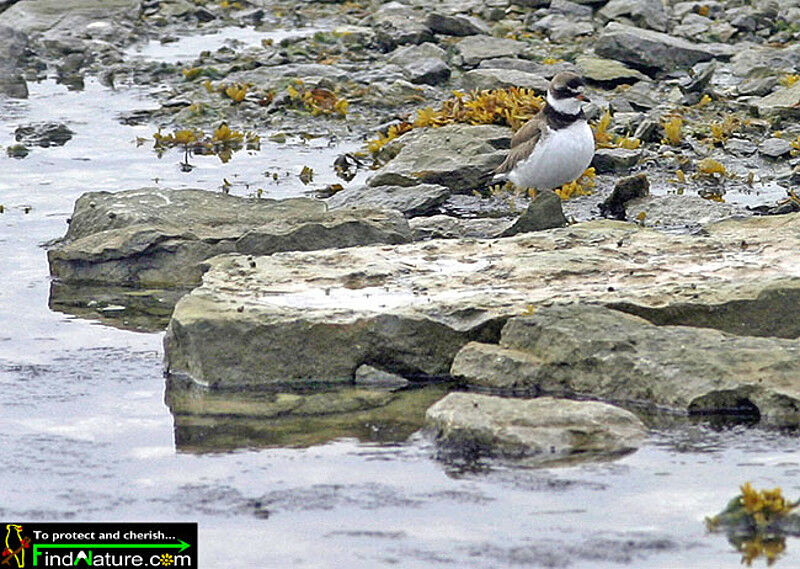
xmin=2 ymin=73 xmax=800 ymax=568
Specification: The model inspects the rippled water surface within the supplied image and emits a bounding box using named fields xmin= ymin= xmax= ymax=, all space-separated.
xmin=1 ymin=71 xmax=799 ymax=568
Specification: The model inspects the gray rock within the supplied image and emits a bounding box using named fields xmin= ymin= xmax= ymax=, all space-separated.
xmin=452 ymin=304 xmax=800 ymax=426
xmin=372 ymin=2 xmax=434 ymax=50
xmin=576 ymin=56 xmax=648 ymax=85
xmin=164 ymin=215 xmax=800 ymax=388
xmin=478 ymin=57 xmax=577 ymax=79
xmin=633 ymin=118 xmax=659 ymax=142
xmin=15 ymin=122 xmax=74 ymax=147
xmin=425 ymin=393 xmax=646 ymax=464
xmin=387 ymin=43 xmax=447 ymax=68
xmin=756 ymin=82 xmax=800 ymax=119
xmin=528 ymin=14 xmax=595 ymax=42
xmin=48 ymin=189 xmax=411 ymax=286
xmin=592 ymin=148 xmax=642 ymax=174
xmin=598 ymin=0 xmax=668 ymax=32
xmin=599 ymin=173 xmax=649 ymax=219
xmin=426 ymin=12 xmax=490 ymax=36
xmin=681 ymin=62 xmax=715 ymax=94
xmin=409 ymin=215 xmax=514 ymax=240
xmin=367 ymin=124 xmax=510 ymax=193
xmin=0 ymin=25 xmax=28 ymax=98
xmin=736 ymin=76 xmax=779 ymax=97
xmin=327 ymin=184 xmax=451 ymax=217
xmin=758 ymin=137 xmax=793 ymax=158
xmin=548 ymin=0 xmax=593 ymax=19
xmin=595 ymin=22 xmax=721 ymax=72
xmin=724 ymin=138 xmax=758 ymax=156
xmin=462 ymin=68 xmax=549 ymax=93
xmin=455 ymin=35 xmax=527 ymax=68
xmin=500 ymin=191 xmax=567 ymax=236
xmin=619 ymin=80 xmax=660 ymax=109
xmin=404 ymin=57 xmax=451 ymax=86
xmin=354 ymin=365 xmax=409 ymax=389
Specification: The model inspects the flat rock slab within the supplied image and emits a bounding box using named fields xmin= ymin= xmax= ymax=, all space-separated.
xmin=48 ymin=188 xmax=411 ymax=286
xmin=453 ymin=304 xmax=800 ymax=426
xmin=425 ymin=393 xmax=646 ymax=465
xmin=367 ymin=123 xmax=509 ymax=192
xmin=164 ymin=214 xmax=800 ymax=388
xmin=327 ymin=183 xmax=450 ymax=217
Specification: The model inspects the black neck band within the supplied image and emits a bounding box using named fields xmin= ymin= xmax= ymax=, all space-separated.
xmin=544 ymin=104 xmax=584 ymax=130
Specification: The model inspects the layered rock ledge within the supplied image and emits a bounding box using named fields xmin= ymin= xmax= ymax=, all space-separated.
xmin=164 ymin=213 xmax=800 ymax=398
xmin=452 ymin=304 xmax=800 ymax=426
xmin=47 ymin=188 xmax=411 ymax=286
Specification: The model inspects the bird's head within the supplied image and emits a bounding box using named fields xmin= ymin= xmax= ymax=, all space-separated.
xmin=546 ymin=72 xmax=589 ymax=116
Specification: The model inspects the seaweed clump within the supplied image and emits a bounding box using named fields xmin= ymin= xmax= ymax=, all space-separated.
xmin=367 ymin=87 xmax=544 ymax=155
xmin=150 ymin=123 xmax=260 ymax=165
xmin=706 ymin=483 xmax=800 ymax=567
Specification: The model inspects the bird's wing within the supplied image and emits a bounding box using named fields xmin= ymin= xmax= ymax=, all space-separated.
xmin=510 ymin=116 xmax=543 ymax=148
xmin=495 ymin=130 xmax=541 ymax=174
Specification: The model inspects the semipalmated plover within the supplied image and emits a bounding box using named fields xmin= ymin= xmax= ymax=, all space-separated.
xmin=494 ymin=72 xmax=595 ymax=191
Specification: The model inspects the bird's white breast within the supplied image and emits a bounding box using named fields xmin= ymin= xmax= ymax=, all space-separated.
xmin=508 ymin=120 xmax=595 ymax=191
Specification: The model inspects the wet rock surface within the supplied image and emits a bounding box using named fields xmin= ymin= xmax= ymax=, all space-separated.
xmin=425 ymin=393 xmax=646 ymax=465
xmin=165 ymin=214 xmax=800 ymax=402
xmin=48 ymin=188 xmax=411 ymax=286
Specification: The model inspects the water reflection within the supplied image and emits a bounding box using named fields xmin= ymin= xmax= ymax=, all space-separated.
xmin=49 ymin=281 xmax=189 ymax=332
xmin=165 ymin=380 xmax=449 ymax=452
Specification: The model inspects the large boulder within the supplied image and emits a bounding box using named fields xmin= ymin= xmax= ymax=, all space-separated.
xmin=425 ymin=393 xmax=646 ymax=464
xmin=451 ymin=304 xmax=800 ymax=426
xmin=595 ymin=22 xmax=727 ymax=73
xmin=48 ymin=188 xmax=412 ymax=286
xmin=367 ymin=124 xmax=509 ymax=192
xmin=164 ymin=214 xmax=800 ymax=390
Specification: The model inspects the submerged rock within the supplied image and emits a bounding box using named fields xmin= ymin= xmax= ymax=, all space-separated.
xmin=166 ymin=382 xmax=448 ymax=451
xmin=15 ymin=122 xmax=74 ymax=147
xmin=164 ymin=214 xmax=800 ymax=389
xmin=425 ymin=393 xmax=646 ymax=464
xmin=451 ymin=304 xmax=800 ymax=426
xmin=48 ymin=188 xmax=411 ymax=286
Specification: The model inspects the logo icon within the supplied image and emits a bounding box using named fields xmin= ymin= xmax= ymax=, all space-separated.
xmin=2 ymin=524 xmax=31 ymax=568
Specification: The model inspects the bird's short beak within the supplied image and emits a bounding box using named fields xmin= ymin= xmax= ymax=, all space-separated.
xmin=576 ymin=94 xmax=588 ymax=102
